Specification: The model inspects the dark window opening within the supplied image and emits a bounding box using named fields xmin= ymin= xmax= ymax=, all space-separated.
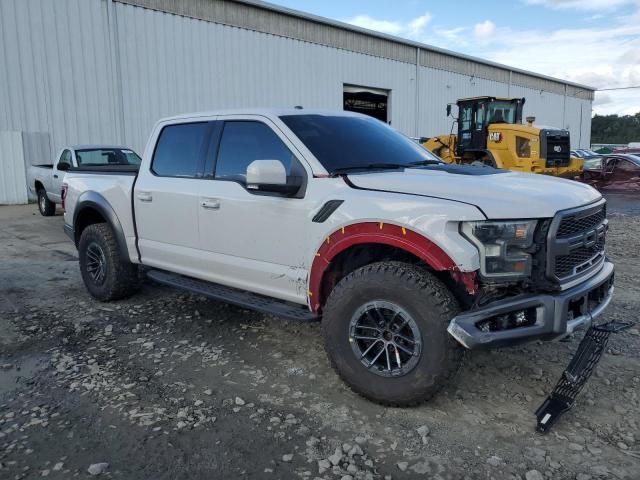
xmin=151 ymin=122 xmax=208 ymax=178
xmin=343 ymin=85 xmax=389 ymax=123
xmin=215 ymin=121 xmax=297 ymax=184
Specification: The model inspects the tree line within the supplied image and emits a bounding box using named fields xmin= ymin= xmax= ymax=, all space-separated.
xmin=591 ymin=112 xmax=640 ymax=144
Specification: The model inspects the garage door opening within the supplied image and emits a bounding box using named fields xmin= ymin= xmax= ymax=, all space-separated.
xmin=343 ymin=85 xmax=389 ymax=123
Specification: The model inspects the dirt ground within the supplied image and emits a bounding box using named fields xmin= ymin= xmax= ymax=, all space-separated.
xmin=0 ymin=198 xmax=638 ymax=480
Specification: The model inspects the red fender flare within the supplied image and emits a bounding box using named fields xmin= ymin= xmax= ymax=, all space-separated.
xmin=308 ymin=222 xmax=476 ymax=312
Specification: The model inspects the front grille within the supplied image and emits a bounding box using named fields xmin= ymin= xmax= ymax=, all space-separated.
xmin=557 ymin=205 xmax=606 ymax=237
xmin=548 ymin=201 xmax=607 ymax=284
xmin=555 ymin=238 xmax=605 ymax=278
xmin=541 ymin=129 xmax=570 ymax=168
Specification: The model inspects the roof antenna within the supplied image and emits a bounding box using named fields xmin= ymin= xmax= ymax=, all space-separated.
xmin=294 ymin=105 xmax=304 ymax=109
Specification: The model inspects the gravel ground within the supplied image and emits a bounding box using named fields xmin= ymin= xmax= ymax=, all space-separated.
xmin=0 ymin=200 xmax=638 ymax=480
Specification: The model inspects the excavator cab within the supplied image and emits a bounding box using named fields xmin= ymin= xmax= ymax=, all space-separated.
xmin=454 ymin=97 xmax=525 ymax=157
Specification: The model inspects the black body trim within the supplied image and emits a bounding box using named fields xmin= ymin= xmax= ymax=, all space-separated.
xmin=147 ymin=269 xmax=319 ymax=322
xmin=68 ymin=165 xmax=139 ymax=174
xmin=72 ymin=191 xmax=129 ymax=259
xmin=312 ymin=200 xmax=344 ymax=222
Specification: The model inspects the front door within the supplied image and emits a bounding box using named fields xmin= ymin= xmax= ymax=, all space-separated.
xmin=197 ymin=116 xmax=312 ymax=303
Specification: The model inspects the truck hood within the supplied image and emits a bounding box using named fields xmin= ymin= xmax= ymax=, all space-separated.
xmin=346 ymin=166 xmax=601 ymax=219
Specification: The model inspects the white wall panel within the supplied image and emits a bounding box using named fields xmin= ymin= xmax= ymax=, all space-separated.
xmin=0 ymin=131 xmax=28 ymax=204
xmin=0 ymin=0 xmax=122 ymax=159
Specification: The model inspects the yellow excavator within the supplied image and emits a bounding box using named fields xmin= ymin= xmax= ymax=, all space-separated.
xmin=422 ymin=97 xmax=583 ymax=178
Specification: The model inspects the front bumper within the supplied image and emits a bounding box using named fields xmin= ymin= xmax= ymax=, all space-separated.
xmin=447 ymin=261 xmax=614 ymax=349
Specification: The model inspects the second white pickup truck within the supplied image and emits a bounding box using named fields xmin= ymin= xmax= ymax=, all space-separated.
xmin=29 ymin=145 xmax=141 ymax=216
xmin=62 ymin=109 xmax=614 ymax=406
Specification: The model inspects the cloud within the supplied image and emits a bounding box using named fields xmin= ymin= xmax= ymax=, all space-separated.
xmin=343 ymin=7 xmax=640 ymax=115
xmin=345 ymin=15 xmax=404 ymax=35
xmin=524 ymin=0 xmax=637 ymax=10
xmin=473 ymin=20 xmax=496 ymax=40
xmin=408 ymin=14 xmax=432 ymax=37
xmin=472 ymin=18 xmax=640 ymax=115
xmin=344 ymin=12 xmax=431 ymax=39
xmin=593 ymin=93 xmax=613 ymax=106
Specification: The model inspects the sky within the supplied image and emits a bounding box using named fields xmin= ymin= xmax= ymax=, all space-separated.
xmin=267 ymin=0 xmax=640 ymax=116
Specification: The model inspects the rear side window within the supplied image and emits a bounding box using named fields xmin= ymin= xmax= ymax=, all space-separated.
xmin=152 ymin=123 xmax=208 ymax=177
xmin=215 ymin=121 xmax=296 ymax=183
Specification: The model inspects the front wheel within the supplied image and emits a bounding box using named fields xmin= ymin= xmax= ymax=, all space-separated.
xmin=322 ymin=261 xmax=463 ymax=406
xmin=37 ymin=189 xmax=55 ymax=216
xmin=78 ymin=223 xmax=140 ymax=301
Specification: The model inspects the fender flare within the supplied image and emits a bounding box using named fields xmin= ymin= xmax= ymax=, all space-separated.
xmin=307 ymin=222 xmax=474 ymax=312
xmin=73 ymin=191 xmax=128 ymax=257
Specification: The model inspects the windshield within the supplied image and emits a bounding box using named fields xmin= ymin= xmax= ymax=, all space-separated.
xmin=280 ymin=114 xmax=440 ymax=173
xmin=487 ymin=101 xmax=516 ymax=124
xmin=75 ymin=148 xmax=141 ymax=166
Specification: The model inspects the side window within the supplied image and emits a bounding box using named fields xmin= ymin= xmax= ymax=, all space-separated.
xmin=215 ymin=121 xmax=296 ymax=183
xmin=475 ymin=104 xmax=485 ymax=130
xmin=152 ymin=122 xmax=209 ymax=177
xmin=617 ymin=160 xmax=636 ymax=172
xmin=58 ymin=150 xmax=72 ymax=169
xmin=460 ymin=105 xmax=472 ymax=133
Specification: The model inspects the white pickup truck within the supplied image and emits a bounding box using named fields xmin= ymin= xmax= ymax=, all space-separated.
xmin=28 ymin=145 xmax=141 ymax=216
xmin=62 ymin=109 xmax=614 ymax=406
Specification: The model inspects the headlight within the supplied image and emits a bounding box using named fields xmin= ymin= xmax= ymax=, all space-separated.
xmin=461 ymin=220 xmax=537 ymax=279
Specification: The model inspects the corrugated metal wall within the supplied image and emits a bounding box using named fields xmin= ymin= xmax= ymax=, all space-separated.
xmin=0 ymin=132 xmax=28 ymax=204
xmin=0 ymin=0 xmax=594 ymax=196
xmin=115 ymin=3 xmax=417 ymax=152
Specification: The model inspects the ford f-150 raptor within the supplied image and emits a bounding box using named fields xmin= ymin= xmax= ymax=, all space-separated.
xmin=62 ymin=109 xmax=614 ymax=407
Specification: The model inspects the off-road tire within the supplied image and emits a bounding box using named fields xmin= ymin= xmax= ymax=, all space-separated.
xmin=78 ymin=223 xmax=140 ymax=301
xmin=37 ymin=189 xmax=55 ymax=216
xmin=322 ymin=261 xmax=463 ymax=406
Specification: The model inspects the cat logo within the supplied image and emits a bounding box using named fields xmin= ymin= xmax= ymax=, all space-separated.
xmin=489 ymin=132 xmax=502 ymax=142
xmin=554 ymin=145 xmax=562 ymax=153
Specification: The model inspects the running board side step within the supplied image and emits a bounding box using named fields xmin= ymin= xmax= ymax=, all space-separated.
xmin=146 ymin=269 xmax=319 ymax=322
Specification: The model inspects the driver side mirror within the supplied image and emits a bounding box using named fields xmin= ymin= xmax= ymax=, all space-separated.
xmin=246 ymin=160 xmax=301 ymax=196
xmin=57 ymin=162 xmax=70 ymax=171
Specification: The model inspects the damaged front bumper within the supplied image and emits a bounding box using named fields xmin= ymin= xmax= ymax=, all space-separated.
xmin=447 ymin=261 xmax=614 ymax=349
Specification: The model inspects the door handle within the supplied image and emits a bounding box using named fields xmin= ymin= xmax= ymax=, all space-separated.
xmin=53 ymin=174 xmax=59 ymax=179
xmin=137 ymin=192 xmax=153 ymax=202
xmin=200 ymin=199 xmax=220 ymax=210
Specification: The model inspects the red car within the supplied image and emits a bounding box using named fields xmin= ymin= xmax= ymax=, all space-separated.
xmin=580 ymin=154 xmax=640 ymax=192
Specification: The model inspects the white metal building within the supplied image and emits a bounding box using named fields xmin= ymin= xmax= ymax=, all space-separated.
xmin=0 ymin=0 xmax=595 ymax=204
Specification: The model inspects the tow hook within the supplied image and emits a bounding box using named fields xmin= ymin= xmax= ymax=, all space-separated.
xmin=535 ymin=320 xmax=633 ymax=434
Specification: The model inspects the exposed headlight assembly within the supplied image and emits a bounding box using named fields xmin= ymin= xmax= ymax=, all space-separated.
xmin=461 ymin=220 xmax=537 ymax=280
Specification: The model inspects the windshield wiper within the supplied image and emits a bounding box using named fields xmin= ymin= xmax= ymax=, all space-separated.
xmin=332 ymin=163 xmax=409 ymax=174
xmin=408 ymin=159 xmax=444 ymax=166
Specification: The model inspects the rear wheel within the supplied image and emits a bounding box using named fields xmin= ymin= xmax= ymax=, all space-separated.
xmin=37 ymin=189 xmax=55 ymax=216
xmin=78 ymin=223 xmax=140 ymax=301
xmin=322 ymin=261 xmax=463 ymax=406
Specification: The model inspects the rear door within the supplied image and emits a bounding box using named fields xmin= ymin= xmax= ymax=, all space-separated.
xmin=134 ymin=120 xmax=214 ymax=275
xmin=196 ymin=115 xmax=312 ymax=303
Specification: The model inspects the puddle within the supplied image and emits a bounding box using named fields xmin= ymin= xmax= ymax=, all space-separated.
xmin=0 ymin=355 xmax=46 ymax=396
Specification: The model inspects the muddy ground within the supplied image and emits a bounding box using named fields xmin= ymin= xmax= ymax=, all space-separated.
xmin=0 ymin=200 xmax=638 ymax=480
